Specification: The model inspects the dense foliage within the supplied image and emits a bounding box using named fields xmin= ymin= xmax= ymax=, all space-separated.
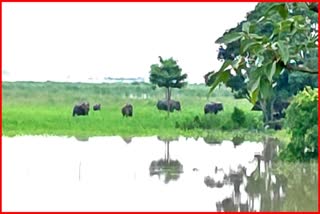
xmin=280 ymin=87 xmax=318 ymax=161
xmin=231 ymin=107 xmax=246 ymax=127
xmin=205 ymin=3 xmax=318 ymax=125
xmin=205 ymin=2 xmax=318 ymax=161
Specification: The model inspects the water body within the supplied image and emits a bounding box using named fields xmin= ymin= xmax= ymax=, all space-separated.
xmin=2 ymin=136 xmax=318 ymax=212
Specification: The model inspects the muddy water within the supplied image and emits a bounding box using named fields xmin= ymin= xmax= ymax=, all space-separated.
xmin=2 ymin=136 xmax=318 ymax=211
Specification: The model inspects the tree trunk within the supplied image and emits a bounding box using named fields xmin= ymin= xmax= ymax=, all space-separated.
xmin=261 ymin=98 xmax=276 ymax=125
xmin=270 ymin=98 xmax=275 ymax=122
xmin=166 ymin=141 xmax=170 ymax=163
xmin=260 ymin=100 xmax=269 ymax=123
xmin=166 ymin=87 xmax=171 ymax=117
xmin=257 ymin=156 xmax=261 ymax=177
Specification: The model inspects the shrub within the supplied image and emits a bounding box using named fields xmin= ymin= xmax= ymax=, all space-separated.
xmin=280 ymin=87 xmax=318 ymax=161
xmin=175 ymin=115 xmax=224 ymax=130
xmin=231 ymin=107 xmax=246 ymax=127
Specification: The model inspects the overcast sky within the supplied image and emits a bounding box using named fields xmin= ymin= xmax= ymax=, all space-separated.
xmin=2 ymin=2 xmax=257 ymax=83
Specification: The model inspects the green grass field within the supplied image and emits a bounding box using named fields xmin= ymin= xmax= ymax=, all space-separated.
xmin=2 ymin=81 xmax=289 ymax=141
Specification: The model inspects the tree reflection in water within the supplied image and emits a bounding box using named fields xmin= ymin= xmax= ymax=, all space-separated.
xmin=149 ymin=137 xmax=183 ymax=184
xmin=121 ymin=136 xmax=132 ymax=144
xmin=213 ymin=137 xmax=318 ymax=212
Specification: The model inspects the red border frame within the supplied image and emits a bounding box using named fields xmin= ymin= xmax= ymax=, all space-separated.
xmin=0 ymin=0 xmax=319 ymax=213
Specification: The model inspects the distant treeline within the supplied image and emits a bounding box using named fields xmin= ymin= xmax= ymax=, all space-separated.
xmin=2 ymin=81 xmax=233 ymax=104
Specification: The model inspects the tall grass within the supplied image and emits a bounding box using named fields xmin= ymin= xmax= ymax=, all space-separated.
xmin=2 ymin=81 xmax=287 ymax=141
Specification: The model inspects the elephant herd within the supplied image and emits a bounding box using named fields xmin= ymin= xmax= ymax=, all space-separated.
xmin=72 ymin=100 xmax=224 ymax=117
xmin=72 ymin=102 xmax=134 ymax=117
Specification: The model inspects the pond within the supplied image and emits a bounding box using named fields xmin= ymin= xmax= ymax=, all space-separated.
xmin=2 ymin=136 xmax=318 ymax=212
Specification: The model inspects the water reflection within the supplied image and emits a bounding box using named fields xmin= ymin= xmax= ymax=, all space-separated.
xmin=2 ymin=135 xmax=317 ymax=212
xmin=213 ymin=137 xmax=317 ymax=212
xmin=211 ymin=137 xmax=279 ymax=211
xmin=121 ymin=136 xmax=132 ymax=144
xmin=75 ymin=136 xmax=89 ymax=142
xmin=203 ymin=136 xmax=222 ymax=144
xmin=149 ymin=137 xmax=183 ymax=183
xmin=232 ymin=135 xmax=245 ymax=146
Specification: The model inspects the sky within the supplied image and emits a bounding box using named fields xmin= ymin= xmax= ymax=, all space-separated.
xmin=2 ymin=2 xmax=257 ymax=83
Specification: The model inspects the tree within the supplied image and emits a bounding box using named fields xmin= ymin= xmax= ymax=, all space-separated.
xmin=206 ymin=3 xmax=318 ymax=161
xmin=212 ymin=68 xmax=317 ymax=123
xmin=149 ymin=56 xmax=188 ymax=116
xmin=205 ymin=3 xmax=318 ymax=124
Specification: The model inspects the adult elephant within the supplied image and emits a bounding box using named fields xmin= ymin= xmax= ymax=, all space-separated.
xmin=251 ymin=100 xmax=290 ymax=113
xmin=72 ymin=102 xmax=90 ymax=116
xmin=204 ymin=102 xmax=223 ymax=114
xmin=122 ymin=103 xmax=133 ymax=117
xmin=156 ymin=100 xmax=181 ymax=112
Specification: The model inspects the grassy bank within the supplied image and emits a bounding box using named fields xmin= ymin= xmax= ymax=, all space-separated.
xmin=2 ymin=81 xmax=289 ymax=142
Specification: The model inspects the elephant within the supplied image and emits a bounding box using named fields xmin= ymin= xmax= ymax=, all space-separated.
xmin=156 ymin=100 xmax=181 ymax=112
xmin=204 ymin=102 xmax=223 ymax=114
xmin=251 ymin=100 xmax=290 ymax=113
xmin=274 ymin=100 xmax=290 ymax=117
xmin=93 ymin=104 xmax=101 ymax=111
xmin=251 ymin=100 xmax=290 ymax=120
xmin=72 ymin=102 xmax=90 ymax=116
xmin=122 ymin=103 xmax=133 ymax=117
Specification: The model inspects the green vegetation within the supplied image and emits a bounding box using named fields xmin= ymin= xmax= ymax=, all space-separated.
xmin=205 ymin=2 xmax=318 ymax=161
xmin=280 ymin=87 xmax=318 ymax=161
xmin=149 ymin=56 xmax=187 ymax=116
xmin=231 ymin=107 xmax=246 ymax=128
xmin=2 ymin=81 xmax=287 ymax=142
xmin=209 ymin=3 xmax=318 ymax=97
xmin=4 ymin=3 xmax=317 ymax=162
xmin=206 ymin=3 xmax=318 ymax=125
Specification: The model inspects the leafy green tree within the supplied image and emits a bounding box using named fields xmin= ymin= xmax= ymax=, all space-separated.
xmin=205 ymin=3 xmax=318 ymax=160
xmin=149 ymin=56 xmax=188 ymax=116
xmin=205 ymin=3 xmax=318 ymax=124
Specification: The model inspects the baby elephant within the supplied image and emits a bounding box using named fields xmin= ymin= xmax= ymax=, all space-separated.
xmin=122 ymin=103 xmax=133 ymax=117
xmin=204 ymin=102 xmax=223 ymax=114
xmin=73 ymin=102 xmax=90 ymax=116
xmin=93 ymin=104 xmax=101 ymax=111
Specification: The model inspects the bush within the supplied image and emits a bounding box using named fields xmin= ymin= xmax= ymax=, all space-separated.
xmin=175 ymin=114 xmax=225 ymax=130
xmin=231 ymin=107 xmax=246 ymax=127
xmin=175 ymin=109 xmax=261 ymax=131
xmin=280 ymin=87 xmax=318 ymax=161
